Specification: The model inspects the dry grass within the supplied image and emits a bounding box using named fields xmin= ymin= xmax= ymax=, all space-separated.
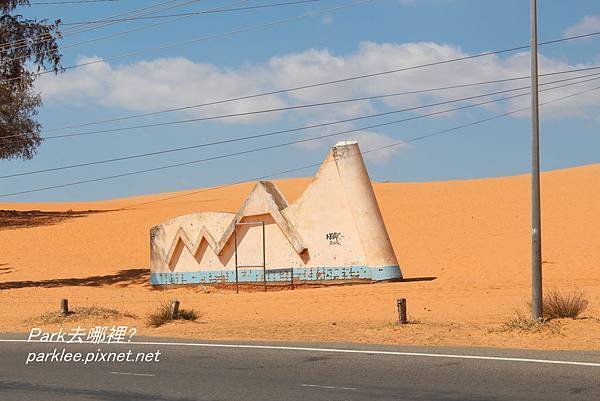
xmin=494 ymin=288 xmax=590 ymax=333
xmin=400 ymin=317 xmax=422 ymax=325
xmin=145 ymin=303 xmax=172 ymax=327
xmin=386 ymin=316 xmax=422 ymax=329
xmin=178 ymin=309 xmax=199 ymax=321
xmin=29 ymin=306 xmax=135 ymax=325
xmin=145 ymin=302 xmax=199 ymax=327
xmin=543 ymin=288 xmax=589 ymax=319
xmin=494 ymin=309 xmax=561 ymax=334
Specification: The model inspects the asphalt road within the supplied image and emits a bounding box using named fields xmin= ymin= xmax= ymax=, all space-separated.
xmin=0 ymin=335 xmax=599 ymax=401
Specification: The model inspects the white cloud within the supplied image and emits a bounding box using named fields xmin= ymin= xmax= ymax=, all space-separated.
xmin=38 ymin=56 xmax=287 ymax=124
xmin=564 ymin=15 xmax=600 ymax=38
xmin=36 ymin=41 xmax=600 ymax=162
xmin=321 ymin=15 xmax=333 ymax=25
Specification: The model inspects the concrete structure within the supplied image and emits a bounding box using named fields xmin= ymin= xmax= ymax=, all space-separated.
xmin=150 ymin=141 xmax=402 ymax=285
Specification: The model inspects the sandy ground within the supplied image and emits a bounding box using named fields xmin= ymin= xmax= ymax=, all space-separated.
xmin=1 ymin=165 xmax=599 ymax=350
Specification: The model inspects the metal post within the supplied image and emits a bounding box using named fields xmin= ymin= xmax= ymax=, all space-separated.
xmin=262 ymin=221 xmax=267 ymax=293
xmin=234 ymin=222 xmax=239 ymax=294
xmin=530 ymin=0 xmax=543 ymax=321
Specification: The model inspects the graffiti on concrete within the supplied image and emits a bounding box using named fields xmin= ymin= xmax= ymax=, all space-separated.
xmin=326 ymin=232 xmax=344 ymax=246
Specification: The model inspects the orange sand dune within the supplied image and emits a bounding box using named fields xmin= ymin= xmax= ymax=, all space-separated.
xmin=1 ymin=165 xmax=599 ymax=350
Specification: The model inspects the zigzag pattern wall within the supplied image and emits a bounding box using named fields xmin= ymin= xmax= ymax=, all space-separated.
xmin=149 ymin=141 xmax=402 ymax=285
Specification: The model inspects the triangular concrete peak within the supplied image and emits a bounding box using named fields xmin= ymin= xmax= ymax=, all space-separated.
xmin=235 ymin=180 xmax=288 ymax=215
xmin=214 ymin=181 xmax=307 ymax=256
xmin=285 ymin=141 xmax=399 ymax=268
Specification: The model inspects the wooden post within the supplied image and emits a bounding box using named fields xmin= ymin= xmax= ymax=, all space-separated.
xmin=397 ymin=298 xmax=407 ymax=325
xmin=170 ymin=300 xmax=180 ymax=319
xmin=262 ymin=221 xmax=267 ymax=293
xmin=60 ymin=299 xmax=69 ymax=317
xmin=234 ymin=223 xmax=239 ymax=294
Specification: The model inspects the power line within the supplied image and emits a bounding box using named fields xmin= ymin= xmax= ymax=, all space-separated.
xmin=29 ymin=0 xmax=126 ymax=4
xmin=56 ymin=0 xmax=209 ymax=51
xmin=0 ymin=0 xmax=188 ymax=72
xmin=0 ymin=0 xmax=373 ymax=85
xmin=61 ymin=0 xmax=320 ymax=25
xmin=43 ymin=64 xmax=600 ymax=134
xmin=3 ymin=0 xmax=317 ymax=71
xmin=3 ymin=11 xmax=600 ymax=100
xmin=53 ymin=0 xmax=182 ymax=38
xmin=3 ymin=18 xmax=599 ymax=111
xmin=2 ymin=76 xmax=598 ymax=197
xmin=58 ymin=0 xmax=243 ymax=51
xmin=2 ymin=68 xmax=598 ymax=147
xmin=34 ymin=0 xmax=208 ymax=54
xmin=2 ymin=0 xmax=179 ymax=48
xmin=0 ymin=0 xmax=198 ymax=54
xmin=56 ymin=0 xmax=180 ymax=36
xmin=2 ymin=83 xmax=536 ymax=178
xmin=5 ymin=0 xmax=252 ymax=67
xmin=117 ymin=84 xmax=600 ymax=210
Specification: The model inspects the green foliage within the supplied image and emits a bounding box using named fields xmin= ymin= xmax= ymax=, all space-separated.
xmin=0 ymin=0 xmax=62 ymax=160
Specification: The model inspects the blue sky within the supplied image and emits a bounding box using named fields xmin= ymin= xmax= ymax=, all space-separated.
xmin=2 ymin=0 xmax=600 ymax=202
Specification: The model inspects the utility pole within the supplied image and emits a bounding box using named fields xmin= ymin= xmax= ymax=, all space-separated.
xmin=530 ymin=0 xmax=543 ymax=321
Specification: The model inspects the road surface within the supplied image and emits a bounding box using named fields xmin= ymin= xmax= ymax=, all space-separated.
xmin=0 ymin=335 xmax=598 ymax=400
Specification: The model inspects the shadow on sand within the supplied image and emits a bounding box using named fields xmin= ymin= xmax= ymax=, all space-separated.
xmin=0 ymin=268 xmax=149 ymax=290
xmin=0 ymin=265 xmax=12 ymax=275
xmin=0 ymin=209 xmax=108 ymax=230
xmin=397 ymin=276 xmax=437 ymax=283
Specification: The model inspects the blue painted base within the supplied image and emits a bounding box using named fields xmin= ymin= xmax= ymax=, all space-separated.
xmin=150 ymin=265 xmax=401 ymax=285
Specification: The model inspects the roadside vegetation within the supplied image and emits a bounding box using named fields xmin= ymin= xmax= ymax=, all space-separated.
xmin=146 ymin=302 xmax=199 ymax=327
xmin=542 ymin=288 xmax=588 ymax=319
xmin=29 ymin=306 xmax=135 ymax=324
xmin=494 ymin=288 xmax=589 ymax=334
xmin=495 ymin=310 xmax=561 ymax=334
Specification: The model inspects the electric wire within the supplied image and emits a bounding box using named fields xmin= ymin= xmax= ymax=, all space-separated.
xmin=2 ymin=75 xmax=598 ymax=197
xmin=4 ymin=0 xmax=255 ymax=66
xmin=117 ymin=83 xmax=600 ymax=210
xmin=2 ymin=67 xmax=598 ymax=146
xmin=0 ymin=0 xmax=374 ymax=85
xmin=0 ymin=0 xmax=182 ymax=51
xmin=0 ymin=0 xmax=206 ymax=54
xmin=42 ymin=64 xmax=600 ymax=134
xmin=3 ymin=23 xmax=598 ymax=114
xmin=29 ymin=0 xmax=126 ymax=4
xmin=60 ymin=0 xmax=321 ymax=25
